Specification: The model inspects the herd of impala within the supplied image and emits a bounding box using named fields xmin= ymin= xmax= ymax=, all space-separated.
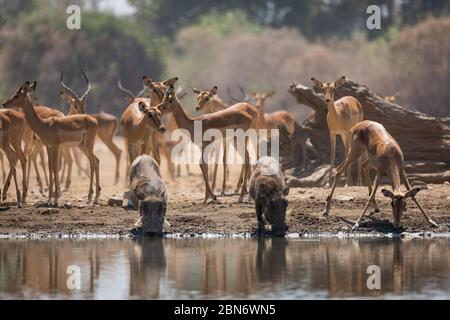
xmin=0 ymin=72 xmax=438 ymax=234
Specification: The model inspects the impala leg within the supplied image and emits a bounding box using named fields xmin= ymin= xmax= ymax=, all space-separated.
xmin=200 ymin=142 xmax=217 ymax=204
xmin=1 ymin=144 xmax=21 ymax=207
xmin=98 ymin=132 xmax=121 ymax=185
xmin=401 ymin=169 xmax=437 ymax=227
xmin=31 ymin=142 xmax=44 ymax=194
xmin=39 ymin=145 xmax=49 ymax=187
xmin=221 ymin=139 xmax=227 ymax=196
xmin=351 ymin=173 xmax=381 ymax=231
xmin=343 ymin=132 xmax=353 ymax=187
xmin=322 ymin=158 xmax=350 ymax=216
xmin=46 ymin=146 xmax=54 ymax=204
xmin=239 ymin=137 xmax=250 ymax=203
xmin=12 ymin=138 xmax=27 ymax=205
xmin=357 ymin=155 xmax=363 ymax=186
xmin=51 ymin=147 xmax=60 ymax=206
xmin=328 ymin=133 xmax=336 ymax=187
xmin=362 ymin=160 xmax=379 ymax=213
xmin=0 ymin=152 xmax=5 ymax=184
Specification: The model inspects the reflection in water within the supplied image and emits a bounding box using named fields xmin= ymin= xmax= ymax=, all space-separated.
xmin=0 ymin=238 xmax=449 ymax=299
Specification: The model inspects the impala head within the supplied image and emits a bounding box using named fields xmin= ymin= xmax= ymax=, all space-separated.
xmin=191 ymin=86 xmax=218 ymax=111
xmin=250 ymin=90 xmax=275 ymax=110
xmin=142 ymin=76 xmax=179 ymax=106
xmin=152 ymin=78 xmax=180 ymax=112
xmin=2 ymin=81 xmax=36 ymax=109
xmin=381 ymin=187 xmax=422 ymax=228
xmin=60 ymin=70 xmax=92 ymax=114
xmin=138 ymin=100 xmax=167 ymax=134
xmin=311 ymin=76 xmax=347 ymax=103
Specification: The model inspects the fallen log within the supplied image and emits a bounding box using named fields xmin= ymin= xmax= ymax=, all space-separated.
xmin=286 ymin=79 xmax=450 ymax=186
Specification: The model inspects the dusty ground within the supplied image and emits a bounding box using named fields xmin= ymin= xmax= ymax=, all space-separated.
xmin=0 ymin=137 xmax=449 ymax=237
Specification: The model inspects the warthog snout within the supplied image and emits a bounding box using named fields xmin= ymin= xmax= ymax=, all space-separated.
xmin=139 ymin=197 xmax=166 ymax=235
xmin=266 ymin=197 xmax=288 ymax=236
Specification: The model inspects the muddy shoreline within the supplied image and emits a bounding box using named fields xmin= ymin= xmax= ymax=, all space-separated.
xmin=1 ymin=184 xmax=449 ymax=240
xmin=0 ymin=139 xmax=449 ymax=240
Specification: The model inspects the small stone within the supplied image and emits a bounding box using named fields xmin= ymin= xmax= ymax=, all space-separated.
xmin=77 ymin=205 xmax=85 ymax=209
xmin=63 ymin=202 xmax=73 ymax=209
xmin=108 ymin=196 xmax=123 ymax=207
xmin=336 ymin=195 xmax=354 ymax=202
xmin=39 ymin=208 xmax=59 ymax=215
xmin=444 ymin=181 xmax=449 ymax=185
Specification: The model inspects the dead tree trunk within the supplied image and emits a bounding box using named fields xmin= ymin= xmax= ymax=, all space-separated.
xmin=286 ymin=79 xmax=450 ymax=186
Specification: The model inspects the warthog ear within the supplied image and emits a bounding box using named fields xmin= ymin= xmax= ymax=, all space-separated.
xmin=405 ymin=187 xmax=422 ymax=199
xmin=282 ymin=182 xmax=290 ymax=196
xmin=381 ymin=189 xmax=394 ymax=199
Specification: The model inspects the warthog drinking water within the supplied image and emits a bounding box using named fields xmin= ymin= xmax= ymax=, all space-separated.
xmin=249 ymin=156 xmax=290 ymax=236
xmin=129 ymin=155 xmax=169 ymax=235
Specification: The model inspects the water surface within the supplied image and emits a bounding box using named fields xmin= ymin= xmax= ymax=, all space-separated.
xmin=1 ymin=238 xmax=449 ymax=299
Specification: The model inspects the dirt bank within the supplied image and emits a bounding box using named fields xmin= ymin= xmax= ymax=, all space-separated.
xmin=0 ymin=138 xmax=449 ymax=238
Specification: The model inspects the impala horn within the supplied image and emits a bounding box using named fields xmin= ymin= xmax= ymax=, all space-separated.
xmin=80 ymin=69 xmax=92 ymax=100
xmin=60 ymin=71 xmax=79 ymax=99
xmin=117 ymin=79 xmax=136 ymax=99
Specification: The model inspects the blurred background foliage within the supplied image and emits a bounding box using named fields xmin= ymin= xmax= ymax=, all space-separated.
xmin=0 ymin=0 xmax=449 ymax=118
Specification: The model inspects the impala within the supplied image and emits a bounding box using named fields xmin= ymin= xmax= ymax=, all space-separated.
xmin=120 ymin=77 xmax=171 ymax=180
xmin=311 ymin=76 xmax=363 ymax=186
xmin=60 ymin=71 xmax=122 ymax=184
xmin=3 ymin=81 xmax=101 ymax=205
xmin=150 ymin=81 xmax=258 ymax=203
xmin=191 ymin=85 xmax=231 ymax=194
xmin=323 ymin=120 xmax=437 ymax=231
xmin=0 ymin=109 xmax=27 ymax=206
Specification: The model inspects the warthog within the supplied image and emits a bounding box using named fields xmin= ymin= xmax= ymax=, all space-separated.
xmin=249 ymin=156 xmax=290 ymax=236
xmin=129 ymin=155 xmax=169 ymax=235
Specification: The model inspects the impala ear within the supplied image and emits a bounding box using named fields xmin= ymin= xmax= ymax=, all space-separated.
xmin=162 ymin=77 xmax=178 ymax=86
xmin=138 ymin=101 xmax=147 ymax=112
xmin=142 ymin=76 xmax=153 ymax=87
xmin=381 ymin=189 xmax=394 ymax=199
xmin=29 ymin=81 xmax=37 ymax=91
xmin=210 ymin=86 xmax=218 ymax=95
xmin=267 ymin=90 xmax=276 ymax=98
xmin=405 ymin=187 xmax=422 ymax=199
xmin=310 ymin=77 xmax=323 ymax=88
xmin=190 ymin=86 xmax=201 ymax=94
xmin=60 ymin=91 xmax=74 ymax=104
xmin=123 ymin=94 xmax=134 ymax=103
xmin=334 ymin=76 xmax=347 ymax=88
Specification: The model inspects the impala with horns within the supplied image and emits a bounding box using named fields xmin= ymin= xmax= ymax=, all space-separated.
xmin=3 ymin=81 xmax=101 ymax=205
xmin=60 ymin=71 xmax=122 ymax=184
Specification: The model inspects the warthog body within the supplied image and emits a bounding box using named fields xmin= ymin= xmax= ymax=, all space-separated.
xmin=249 ymin=156 xmax=289 ymax=236
xmin=129 ymin=155 xmax=168 ymax=235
